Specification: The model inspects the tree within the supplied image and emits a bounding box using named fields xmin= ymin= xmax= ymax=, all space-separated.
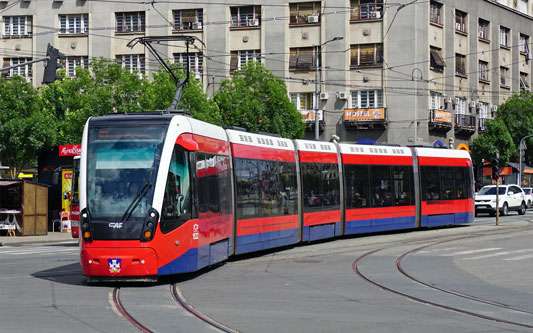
xmin=494 ymin=91 xmax=533 ymax=165
xmin=471 ymin=118 xmax=516 ymax=166
xmin=214 ymin=61 xmax=305 ymax=139
xmin=0 ymin=76 xmax=57 ymax=177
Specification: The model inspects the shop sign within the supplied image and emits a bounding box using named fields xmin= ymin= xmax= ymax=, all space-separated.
xmin=59 ymin=144 xmax=81 ymax=156
xmin=344 ymin=108 xmax=385 ymax=121
xmin=299 ymin=110 xmax=323 ymax=122
xmin=434 ymin=110 xmax=452 ymax=123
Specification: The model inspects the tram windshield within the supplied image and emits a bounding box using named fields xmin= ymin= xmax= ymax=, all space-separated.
xmin=86 ymin=126 xmax=166 ymax=221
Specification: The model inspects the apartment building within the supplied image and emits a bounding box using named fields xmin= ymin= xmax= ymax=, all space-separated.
xmin=1 ymin=0 xmax=532 ymax=148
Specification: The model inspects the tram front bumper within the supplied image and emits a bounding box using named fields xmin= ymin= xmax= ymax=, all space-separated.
xmin=81 ymin=247 xmax=158 ymax=277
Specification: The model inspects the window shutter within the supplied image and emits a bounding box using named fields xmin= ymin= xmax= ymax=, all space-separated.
xmin=230 ymin=53 xmax=238 ymax=72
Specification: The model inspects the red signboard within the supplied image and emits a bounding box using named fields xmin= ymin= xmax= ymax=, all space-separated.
xmin=59 ymin=144 xmax=81 ymax=157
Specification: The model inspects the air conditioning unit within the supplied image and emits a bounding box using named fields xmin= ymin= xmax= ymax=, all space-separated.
xmin=469 ymin=101 xmax=477 ymax=108
xmin=248 ymin=18 xmax=259 ymax=26
xmin=491 ymin=105 xmax=498 ymax=112
xmin=527 ymin=53 xmax=533 ymax=60
xmin=319 ymin=92 xmax=329 ymax=100
xmin=478 ymin=30 xmax=484 ymax=38
xmin=337 ymin=91 xmax=348 ymax=100
xmin=307 ymin=15 xmax=319 ymax=23
xmin=444 ymin=96 xmax=453 ymax=104
xmin=455 ymin=23 xmax=462 ymax=31
xmin=192 ymin=22 xmax=202 ymax=30
xmin=370 ymin=11 xmax=381 ymax=19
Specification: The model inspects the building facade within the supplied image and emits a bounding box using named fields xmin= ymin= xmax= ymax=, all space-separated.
xmin=1 ymin=0 xmax=532 ymax=147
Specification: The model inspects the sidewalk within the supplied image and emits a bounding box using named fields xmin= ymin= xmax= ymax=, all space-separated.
xmin=0 ymin=231 xmax=77 ymax=246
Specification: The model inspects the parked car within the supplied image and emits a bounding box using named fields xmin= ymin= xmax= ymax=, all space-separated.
xmin=522 ymin=187 xmax=533 ymax=208
xmin=474 ymin=184 xmax=527 ymax=216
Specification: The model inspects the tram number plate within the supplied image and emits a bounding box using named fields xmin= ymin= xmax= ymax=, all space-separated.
xmin=192 ymin=224 xmax=199 ymax=240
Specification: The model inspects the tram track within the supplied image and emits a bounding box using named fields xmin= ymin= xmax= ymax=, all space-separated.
xmin=353 ymin=227 xmax=533 ymax=330
xmin=112 ymin=287 xmax=154 ymax=333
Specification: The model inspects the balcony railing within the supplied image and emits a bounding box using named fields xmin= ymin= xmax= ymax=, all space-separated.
xmin=455 ymin=114 xmax=476 ymax=135
xmin=428 ymin=109 xmax=452 ymax=132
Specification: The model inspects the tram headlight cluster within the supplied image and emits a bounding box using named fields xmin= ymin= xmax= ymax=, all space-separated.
xmin=141 ymin=208 xmax=159 ymax=242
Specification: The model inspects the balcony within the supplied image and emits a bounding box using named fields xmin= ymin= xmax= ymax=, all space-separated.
xmin=478 ymin=117 xmax=490 ymax=133
xmin=428 ymin=109 xmax=452 ymax=132
xmin=455 ymin=114 xmax=476 ymax=135
xmin=299 ymin=109 xmax=325 ymax=131
xmin=343 ymin=108 xmax=387 ymax=129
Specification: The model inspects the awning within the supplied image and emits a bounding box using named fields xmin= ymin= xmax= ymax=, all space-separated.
xmin=430 ymin=49 xmax=446 ymax=67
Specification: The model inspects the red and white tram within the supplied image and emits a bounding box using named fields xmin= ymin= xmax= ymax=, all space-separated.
xmin=79 ymin=113 xmax=474 ymax=281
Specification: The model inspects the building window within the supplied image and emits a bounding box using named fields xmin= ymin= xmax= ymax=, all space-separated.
xmin=430 ymin=47 xmax=445 ymax=72
xmin=520 ymin=34 xmax=530 ymax=54
xmin=115 ymin=12 xmax=145 ymax=33
xmin=430 ymin=1 xmax=443 ymax=25
xmin=59 ymin=14 xmax=88 ymax=35
xmin=455 ymin=54 xmax=466 ymax=76
xmin=231 ymin=6 xmax=261 ymax=27
xmin=500 ymin=66 xmax=509 ymax=87
xmin=478 ymin=102 xmax=489 ymax=119
xmin=429 ymin=92 xmax=442 ymax=110
xmin=350 ymin=0 xmax=383 ymax=21
xmin=478 ymin=19 xmax=489 ymax=40
xmin=520 ymin=72 xmax=530 ymax=91
xmin=351 ymin=90 xmax=383 ymax=108
xmin=173 ymin=9 xmax=203 ymax=30
xmin=455 ymin=10 xmax=467 ymax=33
xmin=118 ymin=54 xmax=145 ymax=74
xmin=230 ymin=50 xmax=260 ymax=72
xmin=479 ymin=60 xmax=489 ymax=82
xmin=499 ymin=26 xmax=510 ymax=47
xmin=2 ymin=57 xmax=32 ymax=79
xmin=3 ymin=16 xmax=32 ymax=37
xmin=289 ymin=47 xmax=317 ymax=71
xmin=174 ymin=53 xmax=203 ymax=74
xmin=350 ymin=43 xmax=383 ymax=67
xmin=455 ymin=98 xmax=466 ymax=115
xmin=63 ymin=56 xmax=89 ymax=76
xmin=290 ymin=92 xmax=314 ymax=110
xmin=289 ymin=2 xmax=321 ymax=25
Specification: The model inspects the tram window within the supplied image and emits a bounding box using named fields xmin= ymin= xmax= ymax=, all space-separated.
xmin=279 ymin=162 xmax=298 ymax=216
xmin=344 ymin=165 xmax=370 ymax=209
xmin=302 ymin=163 xmax=340 ymax=212
xmin=421 ymin=166 xmax=441 ymax=201
xmin=217 ymin=155 xmax=231 ymax=215
xmin=454 ymin=167 xmax=467 ymax=199
xmin=393 ymin=166 xmax=413 ymax=206
xmin=160 ymin=145 xmax=191 ymax=234
xmin=371 ymin=165 xmax=393 ymax=207
xmin=322 ymin=163 xmax=340 ymax=210
xmin=441 ymin=167 xmax=455 ymax=200
xmin=259 ymin=160 xmax=282 ymax=217
xmin=235 ymin=158 xmax=260 ymax=220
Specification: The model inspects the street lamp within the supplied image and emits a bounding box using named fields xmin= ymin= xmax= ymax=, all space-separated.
xmin=519 ymin=133 xmax=533 ymax=186
xmin=314 ymin=36 xmax=343 ymax=141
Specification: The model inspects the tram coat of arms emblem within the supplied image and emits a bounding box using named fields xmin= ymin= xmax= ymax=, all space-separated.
xmin=108 ymin=258 xmax=122 ymax=273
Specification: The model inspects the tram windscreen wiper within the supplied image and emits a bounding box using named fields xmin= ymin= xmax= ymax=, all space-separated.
xmin=120 ymin=181 xmax=152 ymax=223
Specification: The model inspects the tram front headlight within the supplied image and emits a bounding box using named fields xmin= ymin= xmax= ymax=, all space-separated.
xmin=140 ymin=207 xmax=158 ymax=242
xmin=80 ymin=208 xmax=93 ymax=243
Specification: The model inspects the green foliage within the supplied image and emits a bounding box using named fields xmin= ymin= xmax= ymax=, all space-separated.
xmin=214 ymin=61 xmax=305 ymax=139
xmin=471 ymin=119 xmax=516 ymax=165
xmin=0 ymin=76 xmax=57 ymax=177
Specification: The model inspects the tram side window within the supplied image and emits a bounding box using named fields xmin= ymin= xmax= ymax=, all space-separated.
xmin=421 ymin=166 xmax=441 ymax=201
xmin=160 ymin=145 xmax=191 ymax=234
xmin=279 ymin=162 xmax=298 ymax=216
xmin=371 ymin=165 xmax=393 ymax=207
xmin=235 ymin=158 xmax=260 ymax=220
xmin=344 ymin=165 xmax=370 ymax=209
xmin=195 ymin=153 xmax=230 ymax=218
xmin=322 ymin=163 xmax=340 ymax=210
xmin=455 ymin=167 xmax=467 ymax=199
xmin=440 ymin=167 xmax=455 ymax=200
xmin=393 ymin=166 xmax=413 ymax=206
xmin=259 ymin=160 xmax=284 ymax=217
xmin=302 ymin=163 xmax=322 ymax=210
xmin=217 ymin=155 xmax=231 ymax=215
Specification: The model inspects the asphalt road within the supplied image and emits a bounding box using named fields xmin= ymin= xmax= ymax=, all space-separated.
xmin=1 ymin=212 xmax=532 ymax=332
